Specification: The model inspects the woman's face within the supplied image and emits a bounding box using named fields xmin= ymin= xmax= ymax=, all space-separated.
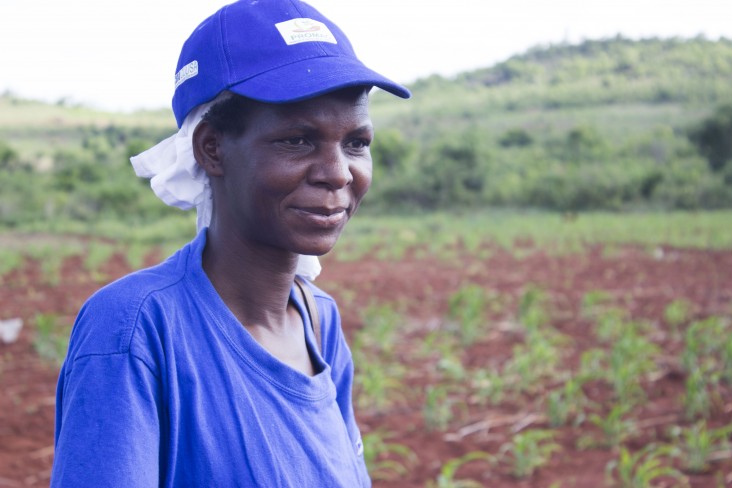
xmin=214 ymin=88 xmax=373 ymax=257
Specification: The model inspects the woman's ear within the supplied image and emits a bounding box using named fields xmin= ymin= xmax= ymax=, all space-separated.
xmin=192 ymin=121 xmax=225 ymax=177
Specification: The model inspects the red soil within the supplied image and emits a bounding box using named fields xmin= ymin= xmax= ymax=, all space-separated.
xmin=1 ymin=240 xmax=731 ymax=487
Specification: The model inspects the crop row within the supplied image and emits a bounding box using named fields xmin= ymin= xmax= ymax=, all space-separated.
xmin=351 ymin=285 xmax=732 ymax=486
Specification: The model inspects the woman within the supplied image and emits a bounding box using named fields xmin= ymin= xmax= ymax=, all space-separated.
xmin=50 ymin=1 xmax=409 ymax=486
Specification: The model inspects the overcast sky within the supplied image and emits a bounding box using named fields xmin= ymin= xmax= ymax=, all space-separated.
xmin=1 ymin=0 xmax=731 ymax=112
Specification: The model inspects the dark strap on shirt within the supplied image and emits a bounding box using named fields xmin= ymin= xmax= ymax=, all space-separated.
xmin=294 ymin=276 xmax=322 ymax=355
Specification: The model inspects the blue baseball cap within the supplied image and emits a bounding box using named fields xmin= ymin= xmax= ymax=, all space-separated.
xmin=172 ymin=0 xmax=411 ymax=127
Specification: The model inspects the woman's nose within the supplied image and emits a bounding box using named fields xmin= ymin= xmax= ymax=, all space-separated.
xmin=309 ymin=147 xmax=353 ymax=189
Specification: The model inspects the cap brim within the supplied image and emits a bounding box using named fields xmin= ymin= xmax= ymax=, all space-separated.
xmin=226 ymin=55 xmax=411 ymax=103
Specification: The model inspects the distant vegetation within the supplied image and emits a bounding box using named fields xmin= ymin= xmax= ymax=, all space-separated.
xmin=1 ymin=36 xmax=731 ymax=233
xmin=366 ymin=36 xmax=732 ymax=212
xmin=0 ymin=96 xmax=177 ymax=230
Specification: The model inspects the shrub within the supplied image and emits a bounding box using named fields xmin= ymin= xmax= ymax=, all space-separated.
xmin=689 ymin=103 xmax=732 ymax=171
xmin=499 ymin=128 xmax=533 ymax=147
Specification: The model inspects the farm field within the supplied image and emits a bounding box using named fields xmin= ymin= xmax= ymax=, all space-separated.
xmin=1 ymin=211 xmax=731 ymax=487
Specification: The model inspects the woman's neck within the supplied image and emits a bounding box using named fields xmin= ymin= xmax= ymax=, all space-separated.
xmin=201 ymin=226 xmax=299 ymax=333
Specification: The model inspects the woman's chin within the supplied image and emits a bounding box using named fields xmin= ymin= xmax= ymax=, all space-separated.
xmin=292 ymin=233 xmax=342 ymax=257
xmin=297 ymin=242 xmax=337 ymax=257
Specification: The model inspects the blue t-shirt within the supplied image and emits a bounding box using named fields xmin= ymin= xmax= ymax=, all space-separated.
xmin=51 ymin=230 xmax=371 ymax=487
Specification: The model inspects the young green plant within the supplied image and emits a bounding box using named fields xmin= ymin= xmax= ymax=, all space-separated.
xmin=498 ymin=429 xmax=560 ymax=478
xmin=605 ymin=444 xmax=689 ymax=488
xmin=583 ymin=404 xmax=636 ymax=449
xmin=447 ymin=284 xmax=488 ymax=347
xmin=33 ymin=313 xmax=70 ymax=366
xmin=423 ymin=385 xmax=454 ymax=431
xmin=361 ymin=430 xmax=417 ymax=481
xmin=669 ymin=421 xmax=732 ymax=473
xmin=430 ymin=451 xmax=492 ymax=488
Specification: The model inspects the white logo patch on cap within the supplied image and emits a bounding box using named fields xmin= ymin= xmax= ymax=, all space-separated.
xmin=275 ymin=18 xmax=337 ymax=45
xmin=175 ymin=60 xmax=199 ymax=89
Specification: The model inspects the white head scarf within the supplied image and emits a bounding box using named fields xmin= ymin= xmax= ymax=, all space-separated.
xmin=129 ymin=94 xmax=322 ymax=280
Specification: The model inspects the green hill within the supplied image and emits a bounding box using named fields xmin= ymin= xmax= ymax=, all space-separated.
xmin=1 ymin=36 xmax=731 ymax=231
xmin=366 ymin=36 xmax=732 ymax=211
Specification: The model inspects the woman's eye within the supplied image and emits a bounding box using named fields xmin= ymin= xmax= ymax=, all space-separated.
xmin=347 ymin=139 xmax=371 ymax=150
xmin=282 ymin=137 xmax=307 ymax=146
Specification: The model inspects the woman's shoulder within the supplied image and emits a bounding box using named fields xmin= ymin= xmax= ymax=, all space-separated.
xmin=298 ymin=278 xmax=339 ymax=319
xmin=64 ymin=244 xmax=194 ymax=364
xmin=305 ymin=280 xmax=337 ymax=304
xmin=91 ymin=245 xmax=191 ymax=312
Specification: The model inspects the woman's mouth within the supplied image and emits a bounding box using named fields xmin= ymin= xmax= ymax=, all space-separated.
xmin=292 ymin=206 xmax=348 ymax=227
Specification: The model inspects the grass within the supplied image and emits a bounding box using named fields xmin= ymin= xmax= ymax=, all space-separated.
xmin=336 ymin=210 xmax=732 ymax=260
xmin=33 ymin=313 xmax=71 ymax=366
xmin=83 ymin=241 xmax=117 ymax=281
xmin=4 ymin=210 xmax=732 ymax=263
xmin=25 ymin=242 xmax=84 ymax=285
xmin=0 ymin=248 xmax=24 ymax=280
xmin=0 ymin=215 xmax=194 ymax=284
xmin=124 ymin=241 xmax=155 ymax=270
xmin=6 ymin=213 xmax=196 ymax=246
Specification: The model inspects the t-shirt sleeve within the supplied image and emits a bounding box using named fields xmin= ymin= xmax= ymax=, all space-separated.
xmin=51 ymin=289 xmax=165 ymax=488
xmin=52 ymin=352 xmax=162 ymax=487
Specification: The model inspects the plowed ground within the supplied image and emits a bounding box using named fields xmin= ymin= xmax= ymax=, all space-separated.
xmin=1 ymin=238 xmax=731 ymax=487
